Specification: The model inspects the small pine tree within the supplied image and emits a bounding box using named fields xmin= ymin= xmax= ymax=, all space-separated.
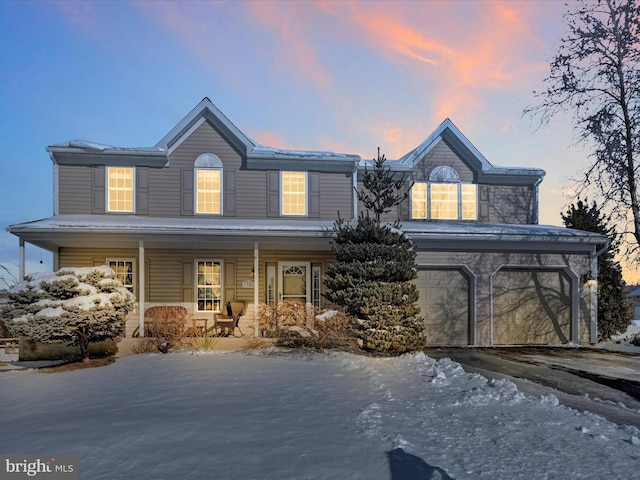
xmin=562 ymin=199 xmax=631 ymax=340
xmin=324 ymin=149 xmax=425 ymax=354
xmin=1 ymin=266 xmax=135 ymax=360
xmin=356 ymin=148 xmax=410 ymax=225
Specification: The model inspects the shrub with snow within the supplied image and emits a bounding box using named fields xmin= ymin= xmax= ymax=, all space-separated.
xmin=1 ymin=266 xmax=135 ymax=360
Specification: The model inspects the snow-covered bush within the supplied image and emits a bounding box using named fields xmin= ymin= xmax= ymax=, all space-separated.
xmin=258 ymin=302 xmax=355 ymax=352
xmin=1 ymin=266 xmax=135 ymax=360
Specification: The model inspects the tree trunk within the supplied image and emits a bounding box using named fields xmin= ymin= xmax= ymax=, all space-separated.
xmin=76 ymin=325 xmax=89 ymax=362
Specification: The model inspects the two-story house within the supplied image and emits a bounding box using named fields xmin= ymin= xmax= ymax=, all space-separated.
xmin=8 ymin=98 xmax=606 ymax=346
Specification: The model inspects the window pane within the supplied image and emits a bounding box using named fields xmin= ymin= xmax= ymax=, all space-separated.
xmin=108 ymin=260 xmax=134 ymax=294
xmin=267 ymin=266 xmax=276 ymax=306
xmin=461 ymin=184 xmax=477 ymax=220
xmin=282 ymin=172 xmax=306 ymax=215
xmin=430 ymin=183 xmax=458 ymax=219
xmin=411 ymin=183 xmax=427 ymax=219
xmin=196 ymin=261 xmax=222 ymax=312
xmin=196 ymin=169 xmax=221 ymax=214
xmin=107 ymin=167 xmax=134 ymax=212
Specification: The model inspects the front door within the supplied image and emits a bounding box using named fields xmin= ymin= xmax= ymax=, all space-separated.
xmin=279 ymin=262 xmax=311 ymax=304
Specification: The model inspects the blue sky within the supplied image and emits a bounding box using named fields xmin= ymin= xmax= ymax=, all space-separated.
xmin=2 ymin=0 xmax=617 ymax=282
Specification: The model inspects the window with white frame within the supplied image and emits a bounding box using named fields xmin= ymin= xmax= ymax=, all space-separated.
xmin=107 ymin=167 xmax=134 ymax=212
xmin=107 ymin=259 xmax=135 ymax=294
xmin=196 ymin=260 xmax=222 ymax=312
xmin=194 ymin=153 xmax=222 ymax=215
xmin=281 ymin=171 xmax=307 ymax=216
xmin=411 ymin=166 xmax=477 ymax=221
xmin=267 ymin=265 xmax=276 ymax=306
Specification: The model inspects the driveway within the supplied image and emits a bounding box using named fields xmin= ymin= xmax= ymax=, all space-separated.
xmin=424 ymin=347 xmax=640 ymax=429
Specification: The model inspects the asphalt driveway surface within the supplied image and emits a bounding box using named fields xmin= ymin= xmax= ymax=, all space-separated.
xmin=424 ymin=347 xmax=640 ymax=429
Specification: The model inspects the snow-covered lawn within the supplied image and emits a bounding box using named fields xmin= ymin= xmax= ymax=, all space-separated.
xmin=1 ymin=350 xmax=640 ymax=479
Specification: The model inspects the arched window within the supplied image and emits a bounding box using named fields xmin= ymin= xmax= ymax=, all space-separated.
xmin=429 ymin=165 xmax=460 ymax=183
xmin=194 ymin=153 xmax=222 ymax=215
xmin=411 ymin=166 xmax=477 ymax=220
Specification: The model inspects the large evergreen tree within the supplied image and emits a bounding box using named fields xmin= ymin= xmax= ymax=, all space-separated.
xmin=324 ymin=150 xmax=425 ymax=354
xmin=562 ymin=199 xmax=630 ymax=339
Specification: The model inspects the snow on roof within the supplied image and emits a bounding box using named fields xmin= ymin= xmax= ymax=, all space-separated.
xmin=250 ymin=143 xmax=360 ymax=160
xmin=48 ymin=140 xmax=165 ymax=154
xmin=7 ymin=215 xmax=605 ymax=245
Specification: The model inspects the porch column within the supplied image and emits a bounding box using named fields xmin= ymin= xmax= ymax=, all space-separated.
xmin=589 ymin=245 xmax=598 ymax=344
xmin=254 ymin=241 xmax=259 ymax=337
xmin=139 ymin=240 xmax=145 ymax=337
xmin=19 ymin=238 xmax=25 ymax=281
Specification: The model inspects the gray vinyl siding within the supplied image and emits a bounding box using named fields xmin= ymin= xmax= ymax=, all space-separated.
xmin=151 ymin=122 xmax=243 ymax=217
xmin=58 ymin=246 xmax=335 ymax=310
xmin=412 ymin=142 xmax=475 ymax=183
xmin=56 ymin=121 xmax=353 ymax=220
xmin=58 ymin=165 xmax=93 ymax=214
xmin=488 ymin=185 xmax=535 ymax=224
xmin=236 ymin=170 xmax=268 ymax=218
xmin=320 ymin=172 xmax=352 ymax=219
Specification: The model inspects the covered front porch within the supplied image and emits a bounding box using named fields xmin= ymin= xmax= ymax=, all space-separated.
xmin=8 ymin=215 xmax=338 ymax=339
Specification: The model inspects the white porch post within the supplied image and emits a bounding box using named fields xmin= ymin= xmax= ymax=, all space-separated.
xmin=19 ymin=238 xmax=25 ymax=281
xmin=139 ymin=240 xmax=145 ymax=337
xmin=589 ymin=245 xmax=598 ymax=345
xmin=254 ymin=241 xmax=259 ymax=338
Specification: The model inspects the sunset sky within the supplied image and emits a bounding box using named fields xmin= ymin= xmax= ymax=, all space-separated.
xmin=2 ymin=1 xmax=627 ymax=282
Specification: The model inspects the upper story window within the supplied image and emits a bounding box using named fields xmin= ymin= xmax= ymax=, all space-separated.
xmin=107 ymin=167 xmax=134 ymax=212
xmin=411 ymin=166 xmax=477 ymax=221
xmin=195 ymin=153 xmax=223 ymax=215
xmin=281 ymin=171 xmax=307 ymax=216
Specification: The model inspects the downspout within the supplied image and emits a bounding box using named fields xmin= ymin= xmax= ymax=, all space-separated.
xmin=533 ymin=176 xmax=543 ymax=224
xmin=19 ymin=238 xmax=25 ymax=281
xmin=352 ymin=160 xmax=359 ymax=221
xmin=50 ymin=152 xmax=59 ymax=216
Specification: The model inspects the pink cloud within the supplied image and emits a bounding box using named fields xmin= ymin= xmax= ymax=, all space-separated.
xmin=245 ymin=1 xmax=332 ymax=88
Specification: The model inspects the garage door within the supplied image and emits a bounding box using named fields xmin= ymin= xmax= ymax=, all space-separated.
xmin=493 ymin=269 xmax=571 ymax=345
xmin=414 ymin=269 xmax=469 ymax=346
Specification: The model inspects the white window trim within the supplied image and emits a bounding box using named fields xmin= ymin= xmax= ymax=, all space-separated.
xmin=106 ymin=166 xmax=136 ymax=213
xmin=410 ymin=181 xmax=478 ymax=221
xmin=194 ymin=167 xmax=223 ymax=215
xmin=106 ymin=258 xmax=136 ymax=295
xmin=194 ymin=259 xmax=224 ymax=313
xmin=280 ymin=171 xmax=308 ymax=217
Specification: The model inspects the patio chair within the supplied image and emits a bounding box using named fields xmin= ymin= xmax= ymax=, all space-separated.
xmin=213 ymin=301 xmax=247 ymax=337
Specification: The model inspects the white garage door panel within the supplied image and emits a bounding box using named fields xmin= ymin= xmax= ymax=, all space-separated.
xmin=493 ymin=270 xmax=571 ymax=345
xmin=414 ymin=269 xmax=469 ymax=346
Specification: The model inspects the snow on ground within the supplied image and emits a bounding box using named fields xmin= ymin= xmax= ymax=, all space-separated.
xmin=598 ymin=320 xmax=640 ymax=353
xmin=1 ymin=350 xmax=640 ymax=480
